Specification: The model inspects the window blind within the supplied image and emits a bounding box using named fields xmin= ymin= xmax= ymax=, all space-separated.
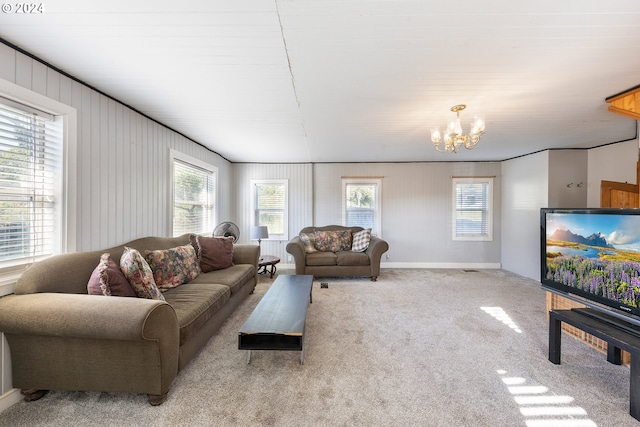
xmin=345 ymin=183 xmax=378 ymax=232
xmin=173 ymin=160 xmax=216 ymax=236
xmin=254 ymin=182 xmax=285 ymax=236
xmin=0 ymin=101 xmax=60 ymax=264
xmin=455 ymin=182 xmax=489 ymax=236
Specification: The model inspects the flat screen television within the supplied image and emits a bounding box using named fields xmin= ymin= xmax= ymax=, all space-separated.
xmin=541 ymin=207 xmax=640 ymax=328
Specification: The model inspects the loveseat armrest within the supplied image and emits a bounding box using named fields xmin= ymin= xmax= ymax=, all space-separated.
xmin=366 ymin=236 xmax=389 ymax=278
xmin=0 ymin=293 xmax=179 ymax=397
xmin=286 ymin=236 xmax=307 ymax=274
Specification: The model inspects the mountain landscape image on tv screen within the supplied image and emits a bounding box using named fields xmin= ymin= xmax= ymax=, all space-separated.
xmin=546 ymin=212 xmax=640 ymax=309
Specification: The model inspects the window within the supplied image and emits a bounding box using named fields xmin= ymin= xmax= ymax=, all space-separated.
xmin=452 ymin=177 xmax=493 ymax=241
xmin=0 ymin=100 xmax=62 ymax=268
xmin=252 ymin=180 xmax=288 ymax=240
xmin=171 ymin=150 xmax=217 ymax=236
xmin=342 ymin=178 xmax=381 ymax=236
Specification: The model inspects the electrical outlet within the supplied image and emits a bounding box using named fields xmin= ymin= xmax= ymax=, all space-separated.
xmin=386 ymin=254 xmax=390 ymax=260
xmin=288 ymin=255 xmax=292 ymax=262
xmin=320 ymin=282 xmax=328 ymax=289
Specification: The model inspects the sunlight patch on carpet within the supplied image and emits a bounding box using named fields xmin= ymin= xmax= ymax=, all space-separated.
xmin=481 ymin=306 xmax=522 ymax=333
xmin=497 ymin=370 xmax=597 ymax=427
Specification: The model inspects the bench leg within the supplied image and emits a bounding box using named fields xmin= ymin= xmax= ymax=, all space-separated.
xmin=631 ymin=355 xmax=640 ymax=420
xmin=549 ymin=312 xmax=562 ymax=364
xmin=607 ymin=344 xmax=622 ymax=365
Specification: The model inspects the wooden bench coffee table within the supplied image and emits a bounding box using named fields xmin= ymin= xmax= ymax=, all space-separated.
xmin=238 ymin=274 xmax=313 ymax=364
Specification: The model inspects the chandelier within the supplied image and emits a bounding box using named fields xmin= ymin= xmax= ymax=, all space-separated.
xmin=430 ymin=104 xmax=485 ymax=153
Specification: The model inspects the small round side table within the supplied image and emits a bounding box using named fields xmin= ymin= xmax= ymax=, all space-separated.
xmin=257 ymin=255 xmax=280 ymax=279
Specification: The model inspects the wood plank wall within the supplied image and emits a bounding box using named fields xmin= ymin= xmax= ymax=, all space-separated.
xmin=233 ymin=163 xmax=313 ymax=260
xmin=0 ymin=43 xmax=234 ymax=407
xmin=0 ymin=43 xmax=234 ymax=252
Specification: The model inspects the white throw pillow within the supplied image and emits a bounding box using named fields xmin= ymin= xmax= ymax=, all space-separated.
xmin=351 ymin=228 xmax=372 ymax=252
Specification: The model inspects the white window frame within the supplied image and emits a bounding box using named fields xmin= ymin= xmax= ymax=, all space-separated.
xmin=0 ymin=79 xmax=77 ymax=297
xmin=452 ymin=177 xmax=493 ymax=241
xmin=169 ymin=149 xmax=217 ymax=237
xmin=251 ymin=179 xmax=288 ymax=241
xmin=342 ymin=178 xmax=382 ymax=237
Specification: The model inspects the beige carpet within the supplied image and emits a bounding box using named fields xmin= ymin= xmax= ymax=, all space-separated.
xmin=0 ymin=268 xmax=637 ymax=427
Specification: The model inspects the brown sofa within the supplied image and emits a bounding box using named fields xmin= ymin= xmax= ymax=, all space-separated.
xmin=0 ymin=234 xmax=259 ymax=405
xmin=286 ymin=225 xmax=389 ymax=281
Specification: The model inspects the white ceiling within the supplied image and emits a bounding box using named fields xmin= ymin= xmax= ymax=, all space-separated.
xmin=1 ymin=0 xmax=639 ymax=163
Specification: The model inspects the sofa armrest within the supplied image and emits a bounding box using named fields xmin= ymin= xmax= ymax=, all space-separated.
xmin=233 ymin=244 xmax=260 ymax=285
xmin=286 ymin=236 xmax=307 ymax=274
xmin=0 ymin=292 xmax=177 ymax=341
xmin=233 ymin=244 xmax=260 ymax=267
xmin=366 ymin=236 xmax=389 ymax=276
xmin=0 ymin=293 xmax=179 ymax=396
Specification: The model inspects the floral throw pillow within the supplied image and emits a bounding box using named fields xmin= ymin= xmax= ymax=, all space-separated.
xmin=145 ymin=244 xmax=200 ymax=291
xmin=87 ymin=253 xmax=137 ymax=297
xmin=299 ymin=232 xmax=317 ymax=253
xmin=120 ymin=246 xmax=165 ymax=300
xmin=351 ymin=228 xmax=372 ymax=252
xmin=314 ymin=230 xmax=353 ymax=252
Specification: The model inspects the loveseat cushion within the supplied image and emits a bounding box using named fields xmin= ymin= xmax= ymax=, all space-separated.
xmin=162 ymin=283 xmax=230 ymax=346
xmin=299 ymin=232 xmax=317 ymax=253
xmin=306 ymin=251 xmax=338 ymax=266
xmin=336 ymin=251 xmax=370 ymax=266
xmin=314 ymin=230 xmax=352 ymax=252
xmin=188 ymin=264 xmax=255 ymax=295
xmin=351 ymin=228 xmax=372 ymax=252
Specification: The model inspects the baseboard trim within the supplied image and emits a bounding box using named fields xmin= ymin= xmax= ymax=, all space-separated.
xmin=278 ymin=262 xmax=501 ymax=270
xmin=0 ymin=388 xmax=22 ymax=414
xmin=381 ymin=262 xmax=501 ymax=269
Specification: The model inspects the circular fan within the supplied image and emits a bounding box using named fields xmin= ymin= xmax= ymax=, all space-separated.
xmin=213 ymin=222 xmax=240 ymax=243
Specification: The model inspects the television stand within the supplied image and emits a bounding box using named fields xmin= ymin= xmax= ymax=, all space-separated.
xmin=571 ymin=308 xmax=640 ymax=338
xmin=549 ymin=309 xmax=640 ymax=421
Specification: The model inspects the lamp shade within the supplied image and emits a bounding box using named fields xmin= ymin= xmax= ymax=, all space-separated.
xmin=250 ymin=226 xmax=269 ymax=240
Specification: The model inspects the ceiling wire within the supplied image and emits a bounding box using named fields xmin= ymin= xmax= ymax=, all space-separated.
xmin=274 ymin=0 xmax=312 ymax=161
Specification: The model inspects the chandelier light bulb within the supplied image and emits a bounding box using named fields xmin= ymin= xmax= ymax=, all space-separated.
xmin=471 ymin=116 xmax=485 ymax=135
xmin=453 ymin=116 xmax=462 ymax=135
xmin=430 ymin=128 xmax=442 ymax=144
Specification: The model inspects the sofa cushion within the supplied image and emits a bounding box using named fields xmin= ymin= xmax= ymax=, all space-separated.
xmin=120 ymin=246 xmax=165 ymax=301
xmin=144 ymin=244 xmax=201 ymax=292
xmin=87 ymin=253 xmax=137 ymax=297
xmin=299 ymin=232 xmax=317 ymax=253
xmin=314 ymin=230 xmax=352 ymax=252
xmin=351 ymin=228 xmax=372 ymax=252
xmin=162 ymin=283 xmax=230 ymax=346
xmin=336 ymin=251 xmax=370 ymax=266
xmin=192 ymin=235 xmax=234 ymax=272
xmin=188 ymin=264 xmax=255 ymax=295
xmin=306 ymin=251 xmax=338 ymax=266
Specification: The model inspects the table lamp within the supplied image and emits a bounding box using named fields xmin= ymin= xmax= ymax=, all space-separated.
xmin=250 ymin=226 xmax=269 ymax=250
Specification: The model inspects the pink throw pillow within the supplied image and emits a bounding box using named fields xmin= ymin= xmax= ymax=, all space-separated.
xmin=87 ymin=253 xmax=137 ymax=297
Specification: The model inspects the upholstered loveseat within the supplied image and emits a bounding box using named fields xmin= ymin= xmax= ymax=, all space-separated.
xmin=0 ymin=234 xmax=259 ymax=405
xmin=286 ymin=225 xmax=388 ymax=281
